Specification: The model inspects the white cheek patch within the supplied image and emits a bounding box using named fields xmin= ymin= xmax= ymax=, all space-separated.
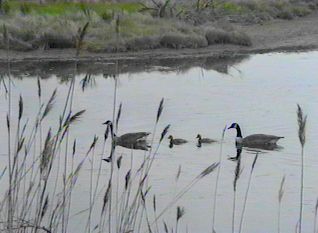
xmin=236 ymin=137 xmax=243 ymax=144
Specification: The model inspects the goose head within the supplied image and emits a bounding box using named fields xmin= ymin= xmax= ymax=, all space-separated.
xmin=196 ymin=134 xmax=202 ymax=140
xmin=228 ymin=123 xmax=238 ymax=130
xmin=227 ymin=123 xmax=243 ymax=139
xmin=168 ymin=135 xmax=174 ymax=140
xmin=103 ymin=120 xmax=112 ymax=126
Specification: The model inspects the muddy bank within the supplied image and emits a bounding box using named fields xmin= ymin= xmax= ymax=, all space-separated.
xmin=0 ymin=12 xmax=317 ymax=69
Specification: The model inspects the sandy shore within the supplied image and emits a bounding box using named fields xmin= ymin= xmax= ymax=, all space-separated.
xmin=1 ymin=12 xmax=318 ymax=63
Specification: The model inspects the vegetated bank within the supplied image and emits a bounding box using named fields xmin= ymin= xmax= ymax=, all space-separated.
xmin=0 ymin=0 xmax=318 ymax=61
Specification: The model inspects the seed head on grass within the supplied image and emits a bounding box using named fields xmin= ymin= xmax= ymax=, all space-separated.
xmin=297 ymin=104 xmax=307 ymax=233
xmin=125 ymin=170 xmax=131 ymax=190
xmin=41 ymin=89 xmax=57 ymax=121
xmin=63 ymin=110 xmax=86 ymax=128
xmin=104 ymin=124 xmax=110 ymax=141
xmin=314 ymin=197 xmax=318 ymax=233
xmin=18 ymin=95 xmax=23 ymax=120
xmin=163 ymin=221 xmax=169 ymax=233
xmin=72 ymin=139 xmax=76 ymax=157
xmin=176 ymin=165 xmax=182 ymax=181
xmin=116 ymin=102 xmax=122 ymax=131
xmin=197 ymin=162 xmax=219 ymax=179
xmin=176 ymin=206 xmax=185 ymax=233
xmin=6 ymin=114 xmax=10 ymax=130
xmin=37 ymin=77 xmax=41 ymax=98
xmin=297 ymin=104 xmax=307 ymax=147
xmin=156 ymin=98 xmax=164 ymax=123
xmin=76 ymin=22 xmax=89 ymax=56
xmin=160 ymin=124 xmax=170 ymax=143
xmin=17 ymin=137 xmax=25 ymax=154
xmin=102 ymin=183 xmax=111 ymax=214
xmin=176 ymin=206 xmax=185 ymax=222
xmin=153 ymin=195 xmax=157 ymax=212
xmin=40 ymin=129 xmax=54 ymax=180
xmin=116 ymin=155 xmax=122 ymax=169
xmin=87 ymin=135 xmax=98 ymax=155
xmin=41 ymin=195 xmax=49 ymax=220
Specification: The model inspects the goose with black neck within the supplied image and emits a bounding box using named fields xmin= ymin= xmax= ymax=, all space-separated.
xmin=227 ymin=123 xmax=284 ymax=149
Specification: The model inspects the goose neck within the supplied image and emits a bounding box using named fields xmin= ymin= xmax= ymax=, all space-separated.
xmin=236 ymin=124 xmax=243 ymax=138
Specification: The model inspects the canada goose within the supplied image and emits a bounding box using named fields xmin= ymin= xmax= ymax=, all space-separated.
xmin=196 ymin=134 xmax=217 ymax=147
xmin=168 ymin=135 xmax=187 ymax=148
xmin=227 ymin=123 xmax=284 ymax=148
xmin=103 ymin=120 xmax=151 ymax=151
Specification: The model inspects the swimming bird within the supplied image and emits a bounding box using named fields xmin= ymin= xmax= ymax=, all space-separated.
xmin=168 ymin=135 xmax=187 ymax=148
xmin=196 ymin=134 xmax=217 ymax=147
xmin=227 ymin=123 xmax=284 ymax=149
xmin=103 ymin=120 xmax=151 ymax=151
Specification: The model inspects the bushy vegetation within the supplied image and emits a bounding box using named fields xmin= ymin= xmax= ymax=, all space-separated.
xmin=0 ymin=11 xmax=252 ymax=52
xmin=0 ymin=0 xmax=318 ymax=52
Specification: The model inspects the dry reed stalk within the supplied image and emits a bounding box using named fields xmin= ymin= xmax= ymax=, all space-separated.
xmin=278 ymin=176 xmax=285 ymax=233
xmin=232 ymin=148 xmax=242 ymax=233
xmin=175 ymin=206 xmax=185 ymax=233
xmin=297 ymin=104 xmax=307 ymax=233
xmin=211 ymin=125 xmax=226 ymax=233
xmin=150 ymin=162 xmax=219 ymax=231
xmin=314 ymin=198 xmax=318 ymax=233
xmin=238 ymin=152 xmax=259 ymax=233
xmin=3 ymin=23 xmax=14 ymax=232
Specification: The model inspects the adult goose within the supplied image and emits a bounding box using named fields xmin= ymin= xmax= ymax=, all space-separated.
xmin=103 ymin=120 xmax=151 ymax=151
xmin=168 ymin=135 xmax=187 ymax=148
xmin=227 ymin=123 xmax=284 ymax=149
xmin=196 ymin=134 xmax=217 ymax=147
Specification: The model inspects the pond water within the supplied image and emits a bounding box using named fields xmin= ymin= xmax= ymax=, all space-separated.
xmin=0 ymin=51 xmax=318 ymax=233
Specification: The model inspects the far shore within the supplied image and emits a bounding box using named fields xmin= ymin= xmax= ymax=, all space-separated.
xmin=1 ymin=12 xmax=318 ymax=64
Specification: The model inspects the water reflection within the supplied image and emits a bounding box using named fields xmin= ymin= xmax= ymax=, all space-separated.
xmin=0 ymin=54 xmax=249 ymax=80
xmin=228 ymin=147 xmax=242 ymax=161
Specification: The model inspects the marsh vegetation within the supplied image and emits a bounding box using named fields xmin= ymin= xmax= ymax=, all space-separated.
xmin=1 ymin=0 xmax=318 ymax=53
xmin=0 ymin=37 xmax=318 ymax=233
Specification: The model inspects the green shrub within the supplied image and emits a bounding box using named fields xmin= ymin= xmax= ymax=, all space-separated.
xmin=101 ymin=11 xmax=113 ymax=21
xmin=20 ymin=3 xmax=31 ymax=15
xmin=276 ymin=9 xmax=294 ymax=20
xmin=126 ymin=36 xmax=160 ymax=51
xmin=160 ymin=32 xmax=208 ymax=49
xmin=205 ymin=28 xmax=251 ymax=46
xmin=2 ymin=0 xmax=10 ymax=14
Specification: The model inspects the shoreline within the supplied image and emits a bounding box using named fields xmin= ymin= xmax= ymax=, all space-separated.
xmin=1 ymin=12 xmax=318 ymax=64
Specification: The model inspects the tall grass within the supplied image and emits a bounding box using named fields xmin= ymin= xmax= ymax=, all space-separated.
xmin=211 ymin=125 xmax=226 ymax=233
xmin=0 ymin=34 xmax=222 ymax=233
xmin=278 ymin=176 xmax=285 ymax=233
xmin=297 ymin=104 xmax=307 ymax=233
xmin=232 ymin=148 xmax=242 ymax=233
xmin=314 ymin=198 xmax=318 ymax=233
xmin=238 ymin=152 xmax=259 ymax=233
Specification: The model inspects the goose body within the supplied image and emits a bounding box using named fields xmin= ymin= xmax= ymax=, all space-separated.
xmin=228 ymin=123 xmax=284 ymax=148
xmin=168 ymin=135 xmax=187 ymax=147
xmin=114 ymin=132 xmax=150 ymax=145
xmin=103 ymin=120 xmax=151 ymax=151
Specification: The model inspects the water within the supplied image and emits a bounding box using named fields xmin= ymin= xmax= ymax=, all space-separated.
xmin=0 ymin=51 xmax=318 ymax=233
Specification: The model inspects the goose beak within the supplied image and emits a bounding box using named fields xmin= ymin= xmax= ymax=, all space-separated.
xmin=103 ymin=120 xmax=111 ymax=125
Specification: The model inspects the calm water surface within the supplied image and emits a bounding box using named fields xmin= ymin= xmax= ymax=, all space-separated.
xmin=1 ymin=51 xmax=318 ymax=233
